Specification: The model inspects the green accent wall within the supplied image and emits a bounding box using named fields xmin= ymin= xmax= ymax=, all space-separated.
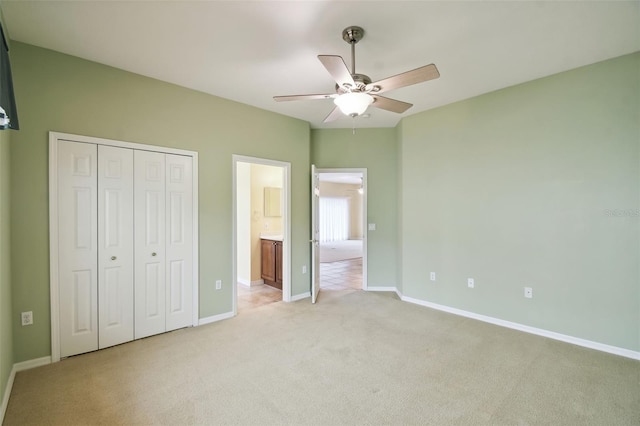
xmin=0 ymin=130 xmax=12 ymax=409
xmin=10 ymin=42 xmax=311 ymax=362
xmin=395 ymin=123 xmax=404 ymax=295
xmin=311 ymin=128 xmax=397 ymax=289
xmin=0 ymin=7 xmax=14 ymax=408
xmin=4 ymin=39 xmax=638 ymax=367
xmin=399 ymin=52 xmax=639 ymax=351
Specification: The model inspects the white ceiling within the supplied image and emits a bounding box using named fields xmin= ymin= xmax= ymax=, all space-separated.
xmin=2 ymin=1 xmax=638 ymax=129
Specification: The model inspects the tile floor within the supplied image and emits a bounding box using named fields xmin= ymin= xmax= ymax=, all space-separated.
xmin=237 ymin=283 xmax=282 ymax=311
xmin=319 ymin=257 xmax=363 ymax=291
xmin=237 ymin=257 xmax=363 ymax=311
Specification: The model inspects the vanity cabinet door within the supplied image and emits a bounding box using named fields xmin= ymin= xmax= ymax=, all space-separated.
xmin=261 ymin=239 xmax=276 ymax=284
xmin=275 ymin=241 xmax=283 ymax=287
xmin=261 ymin=239 xmax=282 ymax=289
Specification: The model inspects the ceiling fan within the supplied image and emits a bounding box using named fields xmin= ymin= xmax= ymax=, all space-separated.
xmin=274 ymin=26 xmax=440 ymax=123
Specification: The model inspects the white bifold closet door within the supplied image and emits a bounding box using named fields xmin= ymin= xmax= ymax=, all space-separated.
xmin=58 ymin=141 xmax=193 ymax=357
xmin=58 ymin=141 xmax=99 ymax=357
xmin=97 ymin=145 xmax=134 ymax=349
xmin=58 ymin=142 xmax=135 ymax=357
xmin=134 ymin=151 xmax=193 ymax=339
xmin=164 ymin=154 xmax=194 ymax=332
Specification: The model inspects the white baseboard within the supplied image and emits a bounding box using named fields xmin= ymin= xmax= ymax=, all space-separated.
xmin=2 ymin=356 xmax=52 ymax=422
xmin=198 ymin=311 xmax=234 ymax=326
xmin=14 ymin=356 xmax=51 ymax=372
xmin=290 ymin=291 xmax=310 ymax=302
xmin=401 ymin=295 xmax=640 ymax=360
xmin=1 ymin=367 xmax=15 ymax=423
xmin=366 ymin=286 xmax=397 ymax=292
xmin=237 ymin=278 xmax=264 ymax=287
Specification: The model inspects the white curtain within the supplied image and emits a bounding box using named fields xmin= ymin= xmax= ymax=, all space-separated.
xmin=319 ymin=197 xmax=349 ymax=242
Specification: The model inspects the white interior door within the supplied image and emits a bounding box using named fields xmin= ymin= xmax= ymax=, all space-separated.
xmin=134 ymin=150 xmax=166 ymax=339
xmin=165 ymin=154 xmax=194 ymax=331
xmin=58 ymin=141 xmax=98 ymax=357
xmin=98 ymin=145 xmax=134 ymax=349
xmin=311 ymin=164 xmax=320 ymax=303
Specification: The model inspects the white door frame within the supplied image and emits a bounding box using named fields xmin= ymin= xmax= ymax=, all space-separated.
xmin=49 ymin=131 xmax=200 ymax=362
xmin=231 ymin=155 xmax=292 ymax=315
xmin=315 ymin=168 xmax=368 ymax=290
xmin=311 ymin=165 xmax=320 ymax=303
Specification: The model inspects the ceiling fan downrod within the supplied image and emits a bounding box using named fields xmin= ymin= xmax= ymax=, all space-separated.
xmin=342 ymin=26 xmax=364 ymax=76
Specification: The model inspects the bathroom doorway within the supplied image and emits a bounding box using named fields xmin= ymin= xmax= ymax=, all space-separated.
xmin=232 ymin=155 xmax=291 ymax=314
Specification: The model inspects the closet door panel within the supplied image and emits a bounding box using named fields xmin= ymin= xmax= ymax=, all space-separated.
xmin=98 ymin=145 xmax=134 ymax=349
xmin=58 ymin=141 xmax=98 ymax=357
xmin=165 ymin=155 xmax=194 ymax=331
xmin=134 ymin=150 xmax=166 ymax=339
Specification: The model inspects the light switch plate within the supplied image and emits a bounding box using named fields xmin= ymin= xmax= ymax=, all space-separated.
xmin=368 ymin=223 xmax=376 ymax=231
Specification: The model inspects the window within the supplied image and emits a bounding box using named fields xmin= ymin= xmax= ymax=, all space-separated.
xmin=319 ymin=197 xmax=349 ymax=242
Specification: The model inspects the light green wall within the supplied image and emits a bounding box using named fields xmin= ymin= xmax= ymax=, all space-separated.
xmin=0 ymin=6 xmax=14 ymax=408
xmin=399 ymin=53 xmax=640 ymax=351
xmin=311 ymin=128 xmax=397 ymax=289
xmin=395 ymin=123 xmax=404 ymax=295
xmin=6 ymin=40 xmax=638 ymax=366
xmin=0 ymin=130 xmax=12 ymax=409
xmin=10 ymin=42 xmax=310 ymax=362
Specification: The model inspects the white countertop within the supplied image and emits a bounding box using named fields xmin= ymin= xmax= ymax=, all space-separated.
xmin=260 ymin=234 xmax=283 ymax=241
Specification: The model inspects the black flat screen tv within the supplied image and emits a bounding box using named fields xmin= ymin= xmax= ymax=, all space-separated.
xmin=0 ymin=22 xmax=18 ymax=130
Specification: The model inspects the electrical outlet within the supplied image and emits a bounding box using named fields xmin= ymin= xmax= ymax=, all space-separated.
xmin=215 ymin=280 xmax=222 ymax=290
xmin=524 ymin=287 xmax=533 ymax=298
xmin=430 ymin=272 xmax=436 ymax=281
xmin=21 ymin=311 xmax=33 ymax=326
xmin=468 ymin=278 xmax=475 ymax=288
xmin=302 ymin=265 xmax=307 ymax=274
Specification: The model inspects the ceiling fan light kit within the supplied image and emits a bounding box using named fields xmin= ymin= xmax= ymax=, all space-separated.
xmin=334 ymin=92 xmax=374 ymax=117
xmin=274 ymin=26 xmax=440 ymax=123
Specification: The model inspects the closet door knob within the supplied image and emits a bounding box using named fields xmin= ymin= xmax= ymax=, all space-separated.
xmin=152 ymin=252 xmax=157 ymax=257
xmin=111 ymin=256 xmax=117 ymax=261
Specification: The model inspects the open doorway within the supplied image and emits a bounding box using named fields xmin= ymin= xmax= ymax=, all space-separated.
xmin=232 ymin=155 xmax=291 ymax=314
xmin=316 ymin=169 xmax=367 ymax=294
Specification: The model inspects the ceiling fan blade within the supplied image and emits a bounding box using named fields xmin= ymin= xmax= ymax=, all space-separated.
xmin=274 ymin=94 xmax=337 ymax=102
xmin=318 ymin=55 xmax=356 ymax=88
xmin=371 ymin=95 xmax=413 ymax=114
xmin=323 ymin=106 xmax=344 ymax=123
xmin=367 ymin=64 xmax=440 ymax=94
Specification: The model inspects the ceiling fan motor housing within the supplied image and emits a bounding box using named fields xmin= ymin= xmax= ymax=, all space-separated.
xmin=336 ymin=73 xmax=372 ymax=94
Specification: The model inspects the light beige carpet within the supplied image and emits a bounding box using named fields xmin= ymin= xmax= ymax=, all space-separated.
xmin=319 ymin=239 xmax=363 ymax=263
xmin=4 ymin=290 xmax=639 ymax=425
